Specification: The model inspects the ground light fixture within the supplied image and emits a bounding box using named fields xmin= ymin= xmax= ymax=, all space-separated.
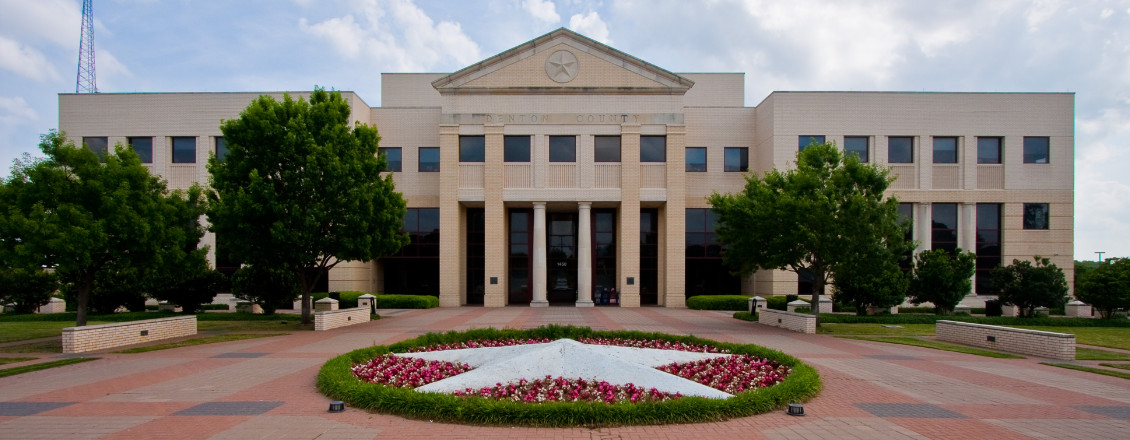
xmin=787 ymin=403 xmax=805 ymax=416
xmin=328 ymin=401 xmax=345 ymax=412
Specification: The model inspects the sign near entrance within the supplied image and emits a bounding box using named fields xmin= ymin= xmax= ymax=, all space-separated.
xmin=556 ymin=262 xmax=567 ymax=267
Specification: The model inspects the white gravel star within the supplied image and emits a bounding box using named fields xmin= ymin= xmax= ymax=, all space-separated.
xmin=405 ymin=338 xmax=734 ymax=399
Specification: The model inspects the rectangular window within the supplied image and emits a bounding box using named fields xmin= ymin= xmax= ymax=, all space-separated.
xmin=504 ymin=136 xmax=531 ymax=162
xmin=844 ymin=136 xmax=869 ymax=162
xmin=418 ymin=147 xmax=440 ymax=172
xmin=594 ymin=136 xmax=621 ymax=162
xmin=977 ymin=137 xmax=1002 ymax=164
xmin=933 ymin=137 xmax=958 ymax=164
xmin=459 ymin=135 xmax=485 ymax=162
xmin=976 ymin=203 xmax=1002 ymax=294
xmin=171 ymin=137 xmax=196 ymax=163
xmin=83 ymin=136 xmax=108 ymax=158
xmin=379 ymin=147 xmax=401 ymax=172
xmin=129 ymin=137 xmax=153 ymax=163
xmin=549 ymin=136 xmax=576 ymax=162
xmin=798 ymin=135 xmax=825 ymax=151
xmin=1023 ymin=136 xmax=1050 ymax=163
xmin=640 ymin=136 xmax=666 ymax=162
xmin=685 ymin=147 xmax=707 ymax=172
xmin=214 ymin=137 xmax=228 ymax=163
xmin=888 ymin=136 xmax=914 ymax=163
xmin=897 ymin=203 xmax=914 ymax=269
xmin=724 ymin=147 xmax=748 ymax=172
xmin=1023 ymin=203 xmax=1050 ymax=229
xmin=931 ymin=203 xmax=958 ymax=253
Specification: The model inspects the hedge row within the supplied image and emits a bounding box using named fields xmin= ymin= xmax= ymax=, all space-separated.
xmin=686 ymin=295 xmax=750 ymax=311
xmin=317 ymin=325 xmax=821 ymax=427
xmin=376 ymin=294 xmax=439 ymax=309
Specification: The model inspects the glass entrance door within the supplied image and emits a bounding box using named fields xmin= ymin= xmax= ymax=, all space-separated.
xmin=546 ymin=213 xmax=577 ymax=303
xmin=508 ymin=210 xmax=532 ymax=304
xmin=592 ymin=209 xmax=617 ymax=305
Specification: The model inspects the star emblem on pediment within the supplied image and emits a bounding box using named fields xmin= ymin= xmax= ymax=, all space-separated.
xmin=545 ymin=50 xmax=579 ymax=83
xmin=405 ymin=338 xmax=733 ymax=398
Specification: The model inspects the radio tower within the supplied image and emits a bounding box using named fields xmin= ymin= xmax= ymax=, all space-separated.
xmin=76 ymin=0 xmax=97 ymax=93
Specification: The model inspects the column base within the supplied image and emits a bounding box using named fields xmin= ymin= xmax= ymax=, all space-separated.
xmin=575 ymin=300 xmax=595 ymax=308
xmin=530 ymin=300 xmax=549 ymax=308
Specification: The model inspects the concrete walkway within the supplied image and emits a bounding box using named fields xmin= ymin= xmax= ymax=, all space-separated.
xmin=1 ymin=307 xmax=1128 ymax=439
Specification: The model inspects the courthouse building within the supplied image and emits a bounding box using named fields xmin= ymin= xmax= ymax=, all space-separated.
xmin=58 ymin=28 xmax=1074 ymax=308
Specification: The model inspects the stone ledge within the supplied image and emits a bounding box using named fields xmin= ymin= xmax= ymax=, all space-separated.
xmin=314 ymin=307 xmax=370 ymax=331
xmin=62 ymin=315 xmax=197 ymax=354
xmin=936 ymin=320 xmax=1074 ymax=360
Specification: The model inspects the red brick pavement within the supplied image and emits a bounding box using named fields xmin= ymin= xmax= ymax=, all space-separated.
xmin=1 ymin=307 xmax=1129 ymax=439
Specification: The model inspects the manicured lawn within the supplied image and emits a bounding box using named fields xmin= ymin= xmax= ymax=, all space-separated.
xmin=818 ymin=323 xmax=935 ymax=336
xmin=197 ymin=320 xmax=312 ymax=332
xmin=1010 ymin=326 xmax=1130 ymax=351
xmin=1075 ymin=347 xmax=1130 ymax=361
xmin=0 ymin=357 xmax=98 ymax=378
xmin=0 ymin=357 xmax=36 ymax=365
xmin=841 ymin=336 xmax=1025 ymax=359
xmin=1042 ymin=363 xmax=1130 ymax=380
xmin=0 ymin=321 xmax=110 ymax=343
xmin=1100 ymin=363 xmax=1130 ymax=371
xmin=0 ymin=340 xmax=62 ymax=354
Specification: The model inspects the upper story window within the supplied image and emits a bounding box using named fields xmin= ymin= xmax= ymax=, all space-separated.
xmin=379 ymin=147 xmax=401 ymax=172
xmin=1023 ymin=203 xmax=1050 ymax=229
xmin=83 ymin=136 xmax=108 ymax=159
xmin=171 ymin=137 xmax=196 ymax=164
xmin=1023 ymin=137 xmax=1050 ymax=163
xmin=844 ymin=137 xmax=869 ymax=162
xmin=640 ymin=136 xmax=666 ymax=162
xmin=977 ymin=137 xmax=1002 ymax=164
xmin=129 ymin=137 xmax=153 ymax=163
xmin=594 ymin=136 xmax=621 ymax=162
xmin=549 ymin=136 xmax=576 ymax=162
xmin=395 ymin=207 xmax=440 ymax=257
xmin=685 ymin=147 xmax=706 ymax=172
xmin=214 ymin=137 xmax=228 ymax=163
xmin=418 ymin=147 xmax=440 ymax=172
xmin=724 ymin=147 xmax=748 ymax=172
xmin=931 ymin=203 xmax=958 ymax=253
xmin=798 ymin=135 xmax=825 ymax=152
xmin=505 ymin=136 xmax=531 ymax=162
xmin=933 ymin=137 xmax=958 ymax=164
xmin=685 ymin=208 xmax=721 ymax=258
xmin=888 ymin=136 xmax=914 ymax=163
xmin=459 ymin=136 xmax=485 ymax=162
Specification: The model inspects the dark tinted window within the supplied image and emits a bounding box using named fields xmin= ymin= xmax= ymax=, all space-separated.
xmin=933 ymin=137 xmax=958 ymax=163
xmin=172 ymin=137 xmax=196 ymax=163
xmin=504 ymin=136 xmax=531 ymax=162
xmin=931 ymin=203 xmax=958 ymax=252
xmin=845 ymin=137 xmax=869 ymax=162
xmin=798 ymin=135 xmax=825 ymax=151
xmin=214 ymin=137 xmax=227 ymax=163
xmin=640 ymin=136 xmax=666 ymax=162
xmin=129 ymin=137 xmax=153 ymax=163
xmin=976 ymin=203 xmax=1003 ymax=293
xmin=1024 ymin=137 xmax=1049 ymax=163
xmin=724 ymin=147 xmax=748 ymax=172
xmin=418 ymin=147 xmax=440 ymax=172
xmin=1023 ymin=203 xmax=1049 ymax=229
xmin=549 ymin=136 xmax=576 ymax=162
xmin=686 ymin=147 xmax=706 ymax=172
xmin=888 ymin=136 xmax=913 ymax=163
xmin=83 ymin=136 xmax=108 ymax=158
xmin=977 ymin=137 xmax=1001 ymax=164
xmin=459 ymin=136 xmax=485 ymax=162
xmin=380 ymin=147 xmax=401 ymax=171
xmin=594 ymin=136 xmax=620 ymax=162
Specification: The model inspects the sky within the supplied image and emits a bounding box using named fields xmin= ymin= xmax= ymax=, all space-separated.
xmin=0 ymin=0 xmax=1127 ymax=261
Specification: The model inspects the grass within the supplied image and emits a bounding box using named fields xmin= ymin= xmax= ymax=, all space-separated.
xmin=1099 ymin=363 xmax=1130 ymax=371
xmin=818 ymin=323 xmax=935 ymax=336
xmin=1042 ymin=362 xmax=1130 ymax=380
xmin=1075 ymin=347 xmax=1130 ymax=361
xmin=841 ymin=336 xmax=1026 ymax=359
xmin=197 ymin=320 xmax=312 ymax=332
xmin=318 ymin=325 xmax=822 ymax=427
xmin=1008 ymin=326 xmax=1130 ymax=351
xmin=116 ymin=333 xmax=286 ymax=353
xmin=0 ymin=357 xmax=98 ymax=378
xmin=0 ymin=321 xmax=111 ymax=343
xmin=0 ymin=357 xmax=36 ymax=365
xmin=0 ymin=340 xmax=62 ymax=353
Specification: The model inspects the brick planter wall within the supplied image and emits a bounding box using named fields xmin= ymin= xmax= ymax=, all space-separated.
xmin=936 ymin=320 xmax=1074 ymax=360
xmin=62 ymin=316 xmax=197 ymax=354
xmin=314 ymin=307 xmax=370 ymax=331
xmin=757 ymin=309 xmax=816 ymax=334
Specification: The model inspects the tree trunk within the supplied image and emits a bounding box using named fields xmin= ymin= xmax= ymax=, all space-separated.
xmin=75 ymin=272 xmax=95 ymax=327
xmin=811 ymin=274 xmax=824 ymax=328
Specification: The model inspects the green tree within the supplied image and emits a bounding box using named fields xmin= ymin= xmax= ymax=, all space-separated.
xmin=709 ymin=142 xmax=912 ymax=324
xmin=834 ymin=256 xmax=909 ymax=315
xmin=991 ymin=256 xmax=1069 ymax=318
xmin=908 ymin=249 xmax=976 ymax=314
xmin=207 ymin=88 xmax=408 ymax=323
xmin=0 ymin=268 xmax=58 ymax=314
xmin=1075 ymin=257 xmax=1130 ymax=318
xmin=230 ymin=264 xmax=300 ymax=315
xmin=0 ymin=131 xmax=206 ymax=325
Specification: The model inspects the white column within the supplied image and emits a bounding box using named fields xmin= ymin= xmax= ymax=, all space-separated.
xmin=576 ymin=202 xmax=594 ymax=307
xmin=960 ymin=202 xmax=977 ymax=252
xmin=916 ymin=202 xmax=932 ymax=254
xmin=531 ymin=202 xmax=549 ymax=307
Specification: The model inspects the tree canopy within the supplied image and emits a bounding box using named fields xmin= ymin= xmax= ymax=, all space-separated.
xmin=709 ymin=141 xmax=912 ymax=323
xmin=908 ymin=249 xmax=976 ymax=314
xmin=1 ymin=131 xmax=207 ymax=325
xmin=991 ymin=256 xmax=1069 ymax=317
xmin=1075 ymin=257 xmax=1130 ymax=318
xmin=207 ymin=88 xmax=408 ymax=324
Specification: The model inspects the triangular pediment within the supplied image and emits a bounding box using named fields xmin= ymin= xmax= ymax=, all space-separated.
xmin=432 ymin=28 xmax=693 ymax=95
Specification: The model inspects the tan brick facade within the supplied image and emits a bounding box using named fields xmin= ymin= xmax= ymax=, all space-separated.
xmin=57 ymin=29 xmax=1074 ymax=309
xmin=62 ymin=315 xmax=196 ymax=353
xmin=936 ymin=320 xmax=1075 ymax=360
xmin=313 ymin=307 xmax=371 ymax=331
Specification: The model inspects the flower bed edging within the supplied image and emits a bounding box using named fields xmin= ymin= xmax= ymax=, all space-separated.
xmin=317 ymin=325 xmax=822 ymax=427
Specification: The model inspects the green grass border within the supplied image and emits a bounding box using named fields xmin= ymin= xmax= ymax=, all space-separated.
xmin=317 ymin=325 xmax=821 ymax=427
xmin=0 ymin=357 xmax=98 ymax=378
xmin=1075 ymin=347 xmax=1130 ymax=361
xmin=1042 ymin=362 xmax=1130 ymax=380
xmin=116 ymin=333 xmax=287 ymax=353
xmin=841 ymin=336 xmax=1025 ymax=359
xmin=0 ymin=357 xmax=37 ymax=366
xmin=1099 ymin=363 xmax=1130 ymax=371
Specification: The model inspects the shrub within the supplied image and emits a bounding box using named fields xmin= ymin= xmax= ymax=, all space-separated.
xmin=686 ymin=295 xmax=750 ymax=311
xmin=985 ymin=300 xmax=1003 ymax=317
xmin=1076 ymin=257 xmax=1130 ymax=319
xmin=767 ymin=296 xmax=791 ymax=311
xmin=0 ymin=268 xmax=58 ymax=314
xmin=231 ymin=265 xmax=299 ymax=314
xmin=908 ymin=249 xmax=976 ymax=314
xmin=992 ymin=256 xmax=1069 ymax=318
xmin=376 ymin=294 xmax=439 ymax=309
xmin=200 ymin=304 xmax=230 ymax=311
xmin=733 ymin=311 xmax=758 ymax=321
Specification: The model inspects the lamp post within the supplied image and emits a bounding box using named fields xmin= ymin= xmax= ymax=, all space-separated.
xmin=1096 ymin=251 xmax=1105 ymax=262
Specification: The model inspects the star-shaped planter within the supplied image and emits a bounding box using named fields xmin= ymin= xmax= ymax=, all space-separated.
xmin=405 ymin=338 xmax=734 ymax=399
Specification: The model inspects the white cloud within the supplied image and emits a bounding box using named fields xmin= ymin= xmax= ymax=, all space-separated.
xmin=569 ymin=11 xmax=611 ymax=44
xmin=523 ymin=0 xmax=560 ymax=23
xmin=0 ymin=0 xmax=81 ymax=48
xmin=299 ymin=15 xmax=367 ymax=59
xmin=0 ymin=96 xmax=38 ymax=124
xmin=0 ymin=36 xmax=61 ymax=82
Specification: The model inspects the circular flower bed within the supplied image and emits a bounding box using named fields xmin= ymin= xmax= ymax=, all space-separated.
xmin=317 ymin=325 xmax=821 ymax=427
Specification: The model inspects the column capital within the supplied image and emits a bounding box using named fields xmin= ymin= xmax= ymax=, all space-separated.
xmin=533 ymin=201 xmax=546 ymax=209
xmin=577 ymin=201 xmax=592 ymax=209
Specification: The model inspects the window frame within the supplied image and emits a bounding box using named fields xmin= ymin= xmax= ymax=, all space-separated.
xmin=171 ymin=136 xmax=196 ymax=164
xmin=379 ymin=147 xmax=402 ymax=172
xmin=418 ymin=147 xmax=440 ymax=172
xmin=977 ymin=137 xmax=1002 ymax=164
xmin=504 ymin=135 xmax=531 ymax=163
xmin=844 ymin=136 xmax=869 ymax=163
xmin=1023 ymin=136 xmax=1050 ymax=164
xmin=640 ymin=135 xmax=666 ymax=163
xmin=723 ymin=147 xmax=748 ymax=172
xmin=685 ymin=147 xmax=707 ymax=172
xmin=593 ymin=135 xmax=621 ymax=163
xmin=932 ymin=136 xmax=959 ymax=164
xmin=549 ymin=135 xmax=576 ymax=163
xmin=129 ymin=137 xmax=153 ymax=164
xmin=888 ymin=136 xmax=914 ymax=164
xmin=458 ymin=135 xmax=485 ymax=163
